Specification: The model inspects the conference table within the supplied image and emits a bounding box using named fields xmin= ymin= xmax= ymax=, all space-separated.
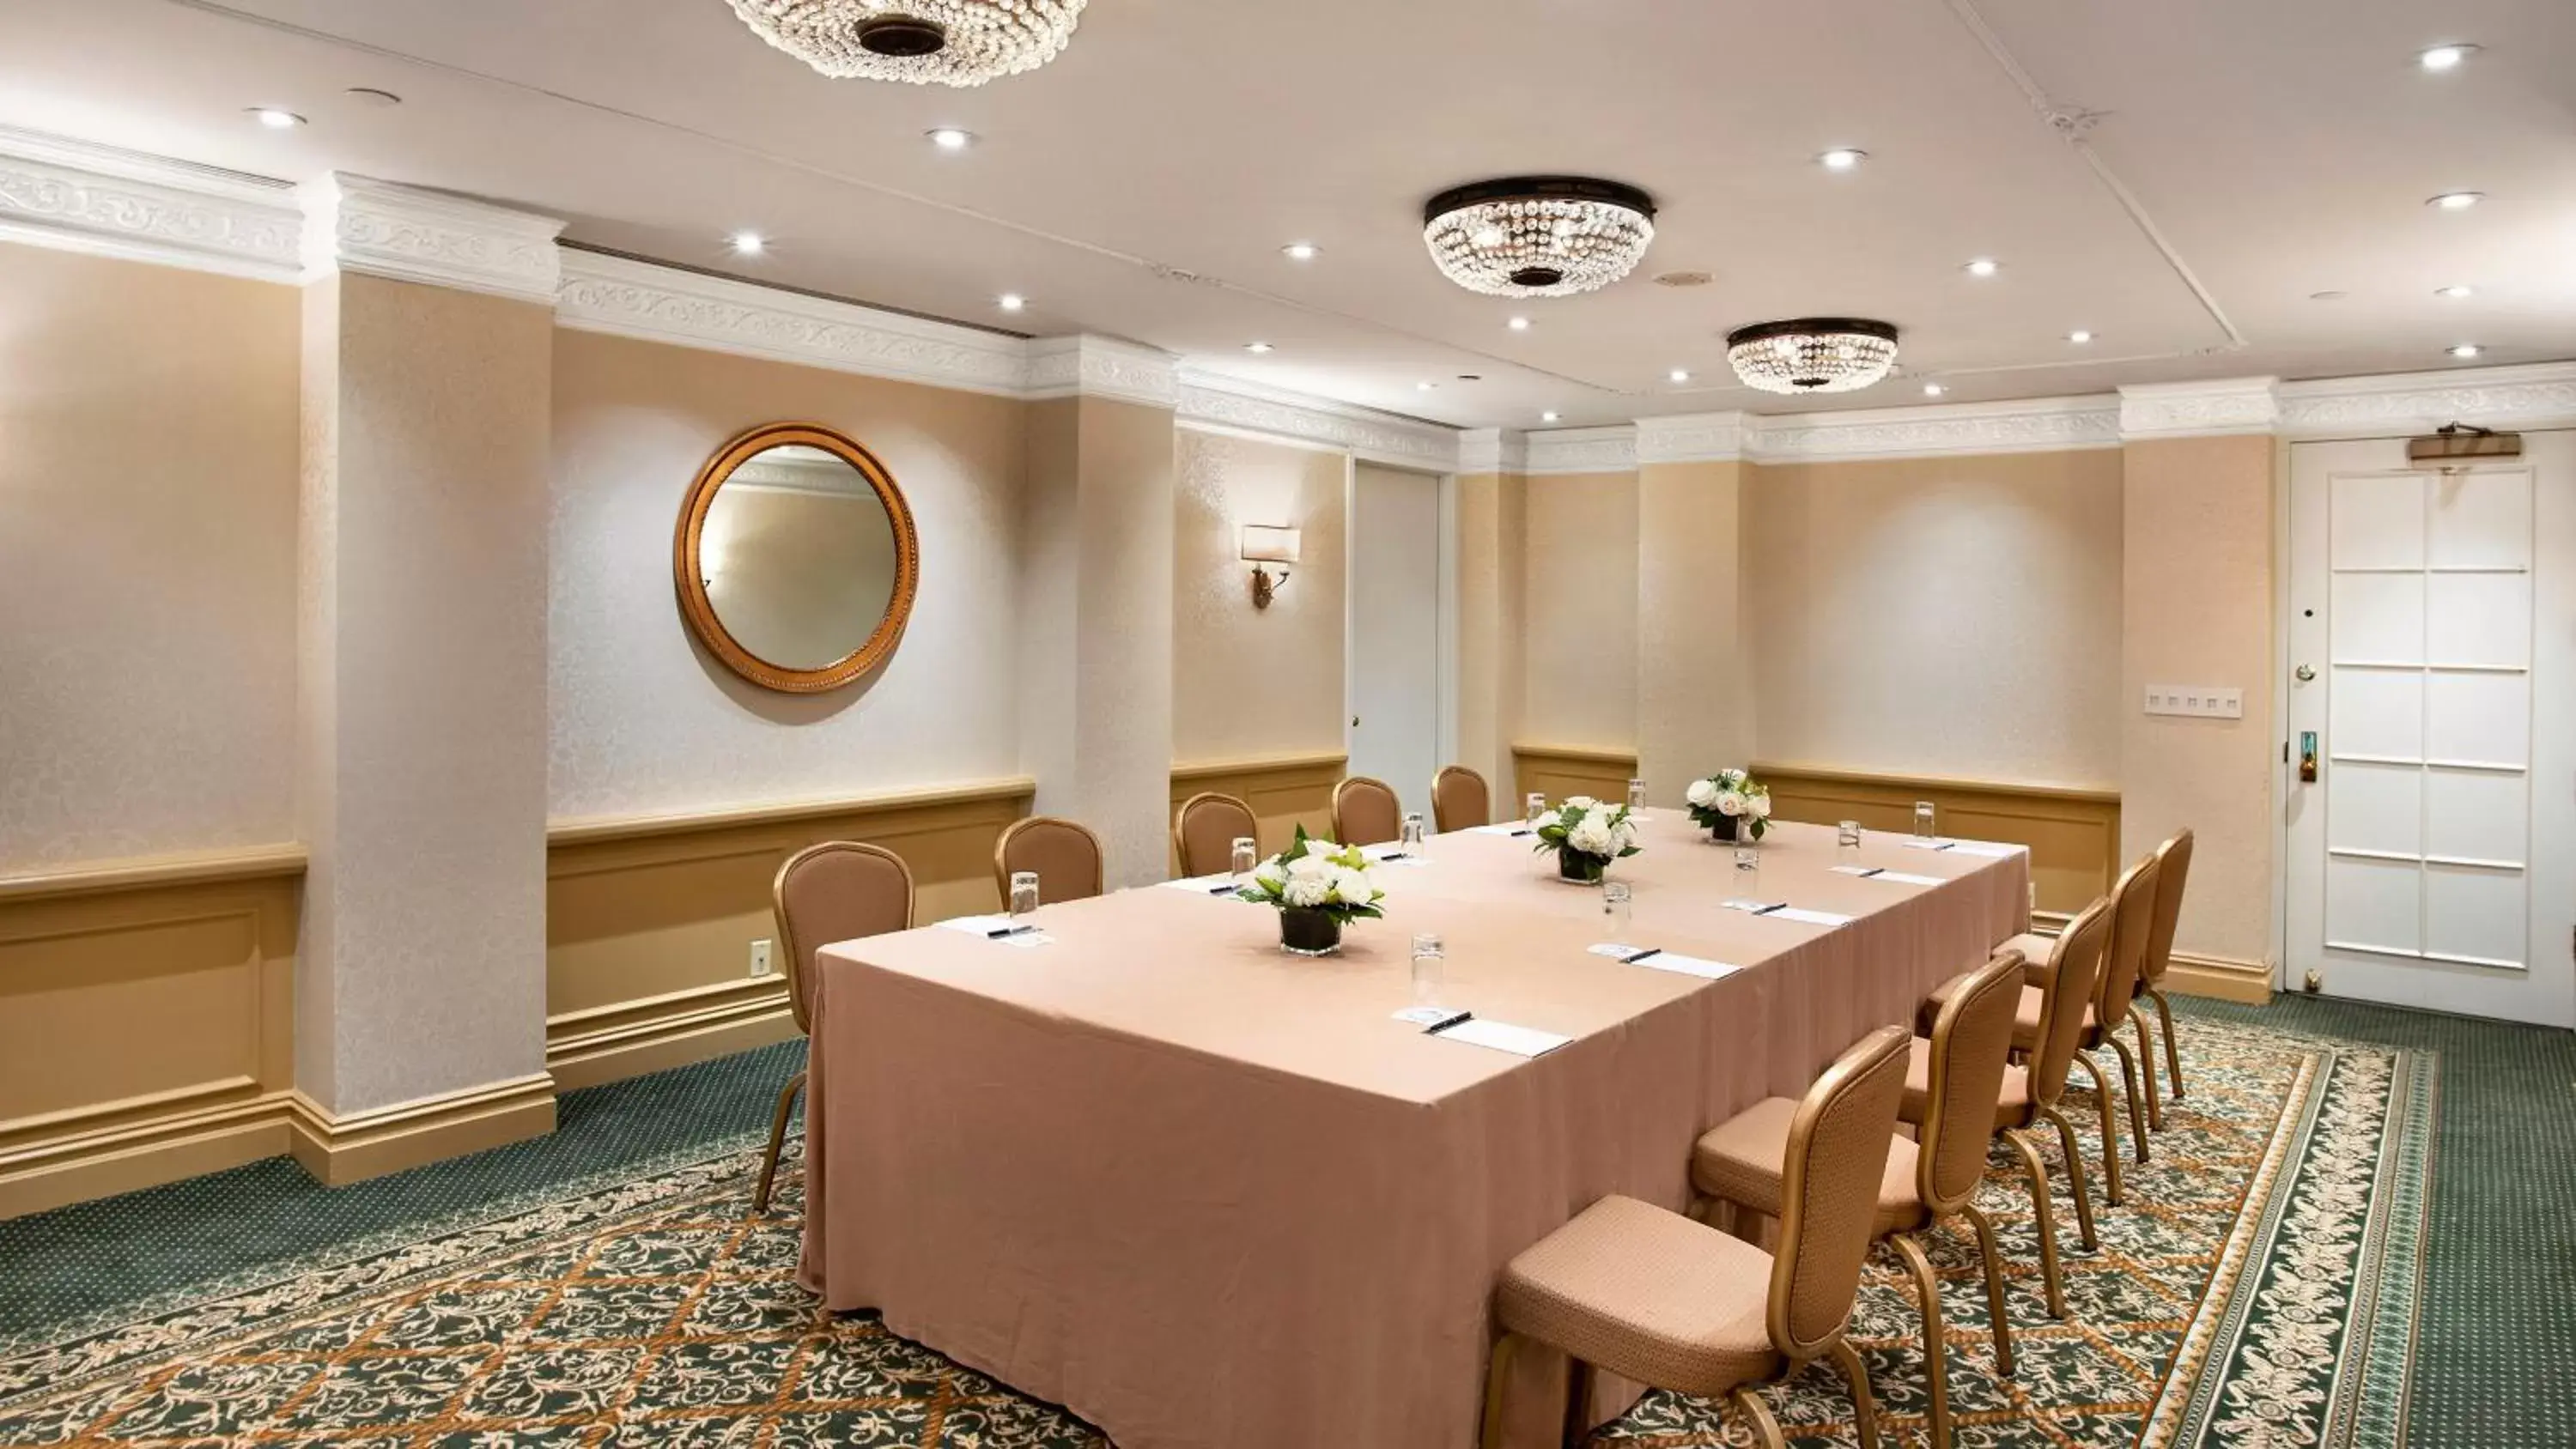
xmin=797 ymin=813 xmax=2028 ymax=1448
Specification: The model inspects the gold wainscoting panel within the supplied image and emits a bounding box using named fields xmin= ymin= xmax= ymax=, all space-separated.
xmin=1513 ymin=743 xmax=1640 ymax=815
xmin=545 ymin=777 xmax=1036 ymax=1090
xmin=1169 ymin=750 xmax=1346 ymax=864
xmin=0 ymin=846 xmax=303 ymax=1220
xmin=1754 ymin=761 xmax=2120 ymax=917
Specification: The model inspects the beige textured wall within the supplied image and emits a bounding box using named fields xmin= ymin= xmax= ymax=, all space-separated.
xmin=1453 ymin=471 xmax=1528 ymax=797
xmin=550 ymin=330 xmax=1025 ymax=818
xmin=0 ymin=245 xmax=301 ymax=870
xmin=1521 ymin=470 xmax=1638 ymax=749
xmin=2123 ymin=435 xmax=2275 ymax=963
xmin=1172 ymin=428 xmax=1346 ymax=762
xmin=1750 ymin=450 xmax=2124 ymax=788
xmin=1636 ymin=459 xmax=1753 ymax=801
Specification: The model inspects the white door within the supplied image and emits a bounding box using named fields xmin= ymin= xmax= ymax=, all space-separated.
xmin=2286 ymin=432 xmax=2576 ymax=1027
xmin=1347 ymin=464 xmax=1443 ymax=819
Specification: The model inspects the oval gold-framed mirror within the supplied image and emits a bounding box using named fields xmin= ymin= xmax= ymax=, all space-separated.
xmin=673 ymin=421 xmax=920 ymax=694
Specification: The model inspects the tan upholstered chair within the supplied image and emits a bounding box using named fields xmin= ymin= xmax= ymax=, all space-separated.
xmin=1479 ymin=1026 xmax=1911 ymax=1449
xmin=759 ymin=840 xmax=914 ymax=1213
xmin=1172 ymin=791 xmax=1258 ymax=877
xmin=2137 ymin=828 xmax=2196 ymax=1111
xmin=1911 ymin=896 xmax=2111 ymax=1319
xmin=1431 ymin=764 xmax=1492 ymax=834
xmin=993 ymin=815 xmax=1105 ymax=905
xmin=1331 ymin=775 xmax=1403 ymax=847
xmin=1692 ymin=955 xmax=2026 ymax=1449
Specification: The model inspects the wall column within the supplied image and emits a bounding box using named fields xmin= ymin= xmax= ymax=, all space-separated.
xmin=1454 ymin=431 xmax=1529 ymax=809
xmin=1634 ymin=416 xmax=1754 ymax=803
xmin=294 ymin=177 xmax=565 ymax=1179
xmin=1019 ymin=339 xmax=1179 ymax=888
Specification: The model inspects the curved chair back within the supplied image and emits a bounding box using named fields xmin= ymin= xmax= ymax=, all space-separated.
xmin=994 ymin=815 xmax=1105 ymax=905
xmin=1332 ymin=776 xmax=1404 ymax=847
xmin=2026 ymin=895 xmax=2113 ymax=1110
xmin=2095 ymin=852 xmax=2162 ymax=1028
xmin=2142 ymin=828 xmax=2195 ymax=986
xmin=1431 ymin=765 xmax=1491 ymax=834
xmin=1173 ymin=791 xmax=1258 ymax=877
xmin=1918 ymin=950 xmax=2026 ymax=1213
xmin=772 ymin=841 xmax=915 ymax=1034
xmin=1768 ymin=1023 xmax=1911 ymax=1360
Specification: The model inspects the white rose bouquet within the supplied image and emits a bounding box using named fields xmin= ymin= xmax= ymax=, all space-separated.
xmin=1237 ymin=825 xmax=1386 ymax=954
xmin=1532 ymin=796 xmax=1643 ymax=884
xmin=1686 ymin=767 xmax=1773 ymax=841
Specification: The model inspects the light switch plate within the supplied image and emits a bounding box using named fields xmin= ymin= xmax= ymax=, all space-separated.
xmin=2144 ymin=685 xmax=2243 ymax=719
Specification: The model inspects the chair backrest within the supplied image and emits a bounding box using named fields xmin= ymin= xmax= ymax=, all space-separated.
xmin=1917 ymin=950 xmax=2026 ymax=1212
xmin=771 ymin=841 xmax=915 ymax=1035
xmin=2094 ymin=852 xmax=2162 ymax=1027
xmin=1768 ymin=1023 xmax=1911 ymax=1360
xmin=2142 ymin=828 xmax=2195 ymax=986
xmin=1332 ymin=776 xmax=1404 ymax=847
xmin=2025 ymin=894 xmax=2113 ymax=1110
xmin=1431 ymin=765 xmax=1491 ymax=834
xmin=994 ymin=815 xmax=1105 ymax=905
xmin=1172 ymin=791 xmax=1258 ymax=877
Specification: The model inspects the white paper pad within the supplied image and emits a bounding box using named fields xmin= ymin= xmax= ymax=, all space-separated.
xmin=996 ymin=931 xmax=1056 ymax=949
xmin=1160 ymin=874 xmax=1243 ymax=894
xmin=1360 ymin=843 xmax=1412 ymax=861
xmin=1831 ymin=864 xmax=1882 ymax=877
xmin=1897 ymin=839 xmax=1956 ymax=852
xmin=1947 ymin=840 xmax=2026 ymax=858
xmin=1832 ymin=865 xmax=1941 ymax=886
xmin=1722 ymin=898 xmax=1789 ymax=914
xmin=1587 ymin=944 xmax=1742 ymax=980
xmin=1469 ymin=824 xmax=1535 ymax=837
xmin=1771 ymin=906 xmax=1855 ymax=927
xmin=1431 ymin=1018 xmax=1571 ymax=1057
xmin=938 ymin=914 xmax=1049 ymax=942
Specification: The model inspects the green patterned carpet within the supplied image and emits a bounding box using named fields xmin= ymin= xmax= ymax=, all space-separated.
xmin=0 ymin=997 xmax=2523 ymax=1447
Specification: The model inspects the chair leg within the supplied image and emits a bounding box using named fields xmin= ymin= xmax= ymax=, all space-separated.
xmin=1728 ymin=1385 xmax=1789 ymax=1449
xmin=1478 ymin=1334 xmax=1519 ymax=1449
xmin=2005 ymin=1130 xmax=2068 ymax=1320
xmin=1890 ymin=1234 xmax=1950 ymax=1449
xmin=2129 ymin=1004 xmax=2166 ymax=1131
xmin=1959 ymin=1203 xmax=2016 ymax=1376
xmin=752 ymin=1071 xmax=806 ymax=1215
xmin=2072 ymin=1050 xmax=2127 ymax=1205
xmin=2108 ymin=1028 xmax=2151 ymax=1161
xmin=2041 ymin=1105 xmax=2101 ymax=1252
xmin=2151 ymin=986 xmax=2186 ymax=1099
xmin=1561 ymin=1356 xmax=1594 ymax=1449
xmin=1827 ymin=1337 xmax=1881 ymax=1449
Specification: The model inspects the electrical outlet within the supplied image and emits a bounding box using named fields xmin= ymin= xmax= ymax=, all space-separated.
xmin=2143 ymin=684 xmax=2243 ymax=719
xmin=749 ymin=938 xmax=774 ymax=979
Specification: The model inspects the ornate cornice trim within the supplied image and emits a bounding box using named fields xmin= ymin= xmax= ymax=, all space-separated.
xmin=1526 ymin=425 xmax=1637 ymax=475
xmin=1747 ymin=395 xmax=2121 ymax=463
xmin=1455 ymin=427 xmax=1527 ymax=475
xmin=0 ymin=126 xmax=301 ymax=282
xmin=305 ymin=174 xmax=564 ymax=304
xmin=558 ymin=251 xmax=1030 ymax=396
xmin=2118 ymin=377 xmax=2281 ymax=440
xmin=1637 ymin=411 xmax=1748 ymax=464
xmin=2278 ymin=362 xmax=2576 ymax=436
xmin=1177 ymin=370 xmax=1456 ymax=468
xmin=1027 ymin=335 xmax=1180 ymax=409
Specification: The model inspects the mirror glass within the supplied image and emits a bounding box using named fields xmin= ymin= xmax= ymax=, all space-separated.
xmin=696 ymin=443 xmax=901 ymax=671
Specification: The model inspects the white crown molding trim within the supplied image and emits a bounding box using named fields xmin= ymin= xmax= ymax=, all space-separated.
xmin=1746 ymin=395 xmax=2121 ymax=463
xmin=2278 ymin=361 xmax=2576 ymax=436
xmin=0 ymin=126 xmax=301 ymax=282
xmin=1177 ymin=370 xmax=1457 ymax=469
xmin=1637 ymin=411 xmax=1749 ymax=464
xmin=304 ymin=174 xmax=564 ymax=305
xmin=1526 ymin=425 xmax=1637 ymax=475
xmin=2118 ymin=377 xmax=2282 ymax=440
xmin=559 ymin=250 xmax=1030 ymax=397
xmin=1456 ymin=427 xmax=1528 ymax=475
xmin=1029 ymin=335 xmax=1181 ymax=409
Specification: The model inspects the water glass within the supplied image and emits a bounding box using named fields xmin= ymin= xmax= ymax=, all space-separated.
xmin=1008 ymin=870 xmax=1041 ymax=916
xmin=1912 ymin=801 xmax=1937 ymax=840
xmin=1526 ymin=791 xmax=1549 ymax=824
xmin=1601 ymin=881 xmax=1632 ymax=940
xmin=1410 ymin=932 xmax=1446 ymax=1006
xmin=1734 ymin=846 xmax=1760 ymax=874
xmin=1626 ymin=778 xmax=1648 ymax=815
xmin=1837 ymin=819 xmax=1863 ymax=852
xmin=1230 ymin=837 xmax=1258 ymax=877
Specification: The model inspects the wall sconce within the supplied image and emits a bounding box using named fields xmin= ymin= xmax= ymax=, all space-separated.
xmin=1240 ymin=524 xmax=1301 ymax=609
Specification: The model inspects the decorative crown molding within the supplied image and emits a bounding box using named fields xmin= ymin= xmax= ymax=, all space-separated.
xmin=1178 ymin=371 xmax=1456 ymax=469
xmin=2118 ymin=377 xmax=2281 ymax=440
xmin=305 ymin=174 xmax=565 ymax=304
xmin=1526 ymin=425 xmax=1637 ymax=475
xmin=2278 ymin=361 xmax=2576 ymax=435
xmin=1027 ymin=335 xmax=1181 ymax=409
xmin=1456 ymin=427 xmax=1528 ymax=475
xmin=1636 ymin=411 xmax=1748 ymax=464
xmin=0 ymin=126 xmax=301 ymax=282
xmin=1746 ymin=395 xmax=2121 ymax=463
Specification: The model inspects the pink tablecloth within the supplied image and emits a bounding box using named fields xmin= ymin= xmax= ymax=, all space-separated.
xmin=799 ymin=817 xmax=2027 ymax=1448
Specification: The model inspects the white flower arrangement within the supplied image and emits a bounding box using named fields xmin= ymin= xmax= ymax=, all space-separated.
xmin=1236 ymin=826 xmax=1388 ymax=922
xmin=1686 ymin=767 xmax=1773 ymax=840
xmin=1533 ymin=796 xmax=1643 ymax=882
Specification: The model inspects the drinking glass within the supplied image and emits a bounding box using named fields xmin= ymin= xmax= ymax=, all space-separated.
xmin=1626 ymin=778 xmax=1648 ymax=815
xmin=1230 ymin=837 xmax=1258 ymax=877
xmin=1410 ymin=932 xmax=1446 ymax=1006
xmin=1008 ymin=870 xmax=1040 ymax=916
xmin=1400 ymin=813 xmax=1426 ymax=852
xmin=1601 ymin=881 xmax=1632 ymax=941
xmin=1837 ymin=819 xmax=1863 ymax=852
xmin=1526 ymin=792 xmax=1549 ymax=824
xmin=1734 ymin=846 xmax=1759 ymax=874
xmin=1913 ymin=801 xmax=1937 ymax=840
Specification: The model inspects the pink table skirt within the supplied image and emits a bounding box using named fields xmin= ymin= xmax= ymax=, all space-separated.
xmin=799 ymin=817 xmax=2028 ymax=1448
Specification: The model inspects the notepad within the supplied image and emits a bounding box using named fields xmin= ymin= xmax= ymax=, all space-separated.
xmin=1771 ymin=906 xmax=1855 ymax=927
xmin=1833 ymin=865 xmax=1941 ymax=886
xmin=1831 ymin=864 xmax=1884 ymax=877
xmin=1897 ymin=838 xmax=1956 ymax=852
xmin=1361 ymin=844 xmax=1411 ymax=861
xmin=1590 ymin=943 xmax=1744 ymax=980
xmin=1160 ymin=874 xmax=1245 ymax=895
xmin=1722 ymin=898 xmax=1789 ymax=914
xmin=1469 ymin=824 xmax=1535 ymax=837
xmin=938 ymin=914 xmax=1046 ymax=940
xmin=1947 ymin=840 xmax=2026 ymax=858
xmin=1431 ymin=1017 xmax=1571 ymax=1057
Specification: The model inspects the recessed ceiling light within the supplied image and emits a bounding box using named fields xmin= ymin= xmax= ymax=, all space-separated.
xmin=248 ymin=107 xmax=305 ymax=129
xmin=997 ymin=293 xmax=1027 ymax=312
xmin=927 ymin=127 xmax=976 ymax=150
xmin=1541 ymin=410 xmax=1562 ymax=422
xmin=1508 ymin=316 xmax=1532 ymax=331
xmin=1964 ymin=258 xmax=2001 ymax=278
xmin=2448 ymin=343 xmax=2483 ymax=359
xmin=1281 ymin=241 xmax=1320 ymax=261
xmin=1668 ymin=368 xmax=1692 ymax=383
xmin=728 ymin=232 xmax=766 ymax=257
xmin=1243 ymin=341 xmax=1273 ymax=354
xmin=2436 ymin=285 xmax=2475 ymax=299
xmin=2428 ymin=191 xmax=2484 ymax=210
xmin=1653 ymin=270 xmax=1714 ymax=288
xmin=2068 ymin=330 xmax=2094 ymax=343
xmin=1922 ymin=382 xmax=1947 ymax=397
xmin=2419 ymin=43 xmax=2476 ymax=71
xmin=2309 ymin=289 xmax=2349 ymax=301
xmin=1817 ymin=148 xmax=1868 ymax=171
xmin=1416 ymin=381 xmax=1437 ymax=391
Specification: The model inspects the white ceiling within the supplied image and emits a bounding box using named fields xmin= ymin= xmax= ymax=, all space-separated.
xmin=3 ymin=0 xmax=2570 ymax=428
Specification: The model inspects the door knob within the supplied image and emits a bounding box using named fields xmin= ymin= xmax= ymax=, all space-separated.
xmin=2295 ymin=663 xmax=2316 ymax=682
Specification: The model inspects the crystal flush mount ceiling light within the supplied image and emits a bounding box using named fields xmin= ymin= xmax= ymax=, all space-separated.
xmin=1725 ymin=318 xmax=1902 ymax=394
xmin=724 ymin=0 xmax=1085 ymax=86
xmin=1421 ymin=176 xmax=1657 ymax=298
